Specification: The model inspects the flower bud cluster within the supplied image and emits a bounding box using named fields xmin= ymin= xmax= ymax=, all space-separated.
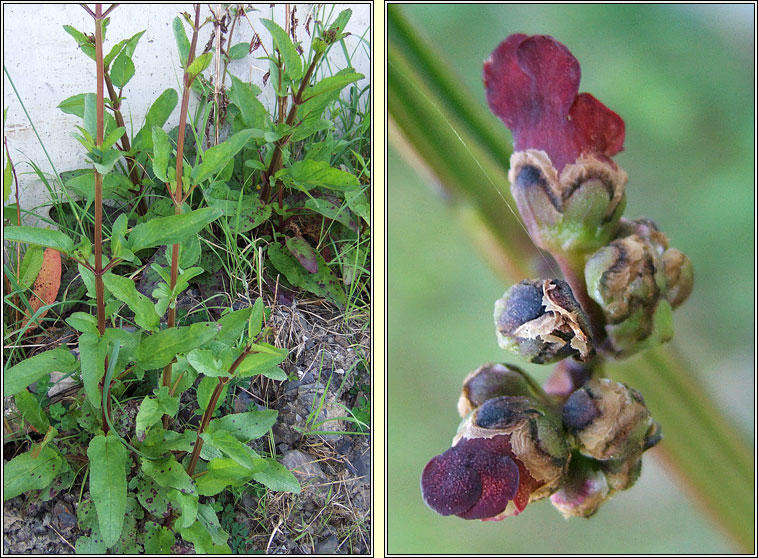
xmin=421 ymin=365 xmax=660 ymax=521
xmin=585 ymin=218 xmax=694 ymax=357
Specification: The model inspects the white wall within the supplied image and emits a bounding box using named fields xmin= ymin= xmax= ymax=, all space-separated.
xmin=2 ymin=3 xmax=370 ymax=222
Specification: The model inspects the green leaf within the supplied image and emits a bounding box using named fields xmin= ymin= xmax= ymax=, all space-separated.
xmin=191 ymin=129 xmax=260 ymax=184
xmin=301 ymin=71 xmax=363 ymax=105
xmin=167 ymin=488 xmax=198 ymax=529
xmin=179 ymin=504 xmax=231 ymax=554
xmin=87 ymin=434 xmax=128 ymax=548
xmin=110 ymin=51 xmax=135 ymax=88
xmin=247 ymin=297 xmax=264 ymax=341
xmin=186 ymin=349 xmax=228 ymax=377
xmin=4 ymin=348 xmax=77 ymax=396
xmin=305 ymin=197 xmax=358 ymax=231
xmin=133 ymin=89 xmax=179 ymax=150
xmin=252 ymin=458 xmax=301 ymax=493
xmin=283 ymin=159 xmax=360 ymax=192
xmin=135 ymin=321 xmax=219 ymax=370
xmin=151 ymin=126 xmax=171 ymax=182
xmin=58 ymin=93 xmax=87 ymax=117
xmin=261 ymin=18 xmax=302 ymax=81
xmin=14 ymin=390 xmax=50 ymax=432
xmin=128 ymin=208 xmax=223 ymax=252
xmin=327 ymin=8 xmax=353 ymax=36
xmin=18 ymin=244 xmax=45 ymax=289
xmin=65 ymin=171 xmax=133 ymax=201
xmin=83 ymin=93 xmax=97 ymax=137
xmin=101 ymin=126 xmax=126 ymax=151
xmin=195 ymin=457 xmax=257 ymax=496
xmin=235 ymin=343 xmax=288 ymax=379
xmin=267 ymin=242 xmax=347 ymax=308
xmin=3 ymin=446 xmax=63 ymax=501
xmin=102 ymin=273 xmax=160 ymax=331
xmin=66 ymin=312 xmax=99 ymax=335
xmin=215 ymin=306 xmax=253 ymax=345
xmin=136 ymin=476 xmax=171 ymax=518
xmin=4 ymin=156 xmax=12 ymax=204
xmin=187 ymin=52 xmax=213 ymax=80
xmin=228 ymin=74 xmax=267 ymax=129
xmin=63 ymin=25 xmax=95 ymax=60
xmin=285 ymin=235 xmax=318 ymax=273
xmin=206 ymin=410 xmax=278 ymax=443
xmin=259 ymin=366 xmax=288 ymax=381
xmin=141 ymin=456 xmax=195 ymax=495
xmin=201 ymin=430 xmax=259 ymax=470
xmin=80 ymin=332 xmax=108 ymax=409
xmin=144 ymin=521 xmax=175 ymax=554
xmin=91 ymin=148 xmax=123 ymax=175
xmin=345 ymin=189 xmax=370 ymax=225
xmin=135 ymin=387 xmax=179 ymax=441
xmin=3 ymin=226 xmax=74 ymax=255
xmin=172 ymin=17 xmax=190 ymax=67
xmin=227 ymin=43 xmax=249 ymax=60
xmin=196 ymin=376 xmax=228 ymax=413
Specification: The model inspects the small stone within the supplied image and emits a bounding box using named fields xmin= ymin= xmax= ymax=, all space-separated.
xmin=315 ymin=535 xmax=338 ymax=554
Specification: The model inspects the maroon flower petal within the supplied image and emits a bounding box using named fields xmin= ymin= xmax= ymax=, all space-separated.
xmin=421 ymin=435 xmax=520 ymax=520
xmin=569 ymin=93 xmax=625 ymax=159
xmin=484 ymin=34 xmax=625 ymax=172
xmin=421 ymin=447 xmax=482 ymax=516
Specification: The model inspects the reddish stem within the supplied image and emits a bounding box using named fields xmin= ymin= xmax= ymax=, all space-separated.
xmin=186 ymin=347 xmax=250 ymax=476
xmin=162 ymin=3 xmax=201 ymax=429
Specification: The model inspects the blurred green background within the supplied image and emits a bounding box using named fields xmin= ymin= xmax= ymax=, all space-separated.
xmin=388 ymin=4 xmax=754 ymax=554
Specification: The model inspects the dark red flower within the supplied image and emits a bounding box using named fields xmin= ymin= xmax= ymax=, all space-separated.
xmin=421 ymin=434 xmax=542 ymax=520
xmin=483 ymin=34 xmax=625 ymax=172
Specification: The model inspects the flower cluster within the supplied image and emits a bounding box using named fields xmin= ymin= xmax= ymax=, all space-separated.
xmin=421 ymin=33 xmax=692 ymax=522
xmin=421 ymin=365 xmax=661 ymax=520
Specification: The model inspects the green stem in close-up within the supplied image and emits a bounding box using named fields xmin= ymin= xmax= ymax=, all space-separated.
xmin=389 ymin=6 xmax=753 ymax=552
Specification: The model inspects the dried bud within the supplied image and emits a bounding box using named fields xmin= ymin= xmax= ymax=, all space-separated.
xmin=549 ymin=455 xmax=609 ymax=518
xmin=458 ymin=362 xmax=541 ymax=418
xmin=561 ymin=378 xmax=661 ymax=462
xmin=494 ymin=279 xmax=594 ymax=364
xmin=585 ymin=218 xmax=692 ymax=356
xmin=422 ymin=392 xmax=570 ymax=521
xmin=509 ymin=150 xmax=627 ymax=254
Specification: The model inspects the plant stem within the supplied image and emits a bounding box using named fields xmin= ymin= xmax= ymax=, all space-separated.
xmin=91 ymin=3 xmax=110 ymax=435
xmin=161 ymin=3 xmax=201 ymax=428
xmin=186 ymin=347 xmax=250 ymax=476
xmin=103 ymin=72 xmax=148 ymax=215
xmin=261 ymin=50 xmax=324 ymax=203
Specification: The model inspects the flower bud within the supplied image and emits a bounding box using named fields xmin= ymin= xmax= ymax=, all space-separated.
xmin=584 ymin=218 xmax=691 ymax=356
xmin=494 ymin=279 xmax=594 ymax=364
xmin=458 ymin=362 xmax=543 ymax=418
xmin=561 ymin=378 xmax=661 ymax=462
xmin=509 ymin=150 xmax=627 ymax=254
xmin=662 ymin=248 xmax=694 ymax=309
xmin=549 ymin=454 xmax=609 ymax=519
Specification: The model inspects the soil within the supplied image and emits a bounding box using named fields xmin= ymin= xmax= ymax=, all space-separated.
xmin=3 ymin=289 xmax=371 ymax=554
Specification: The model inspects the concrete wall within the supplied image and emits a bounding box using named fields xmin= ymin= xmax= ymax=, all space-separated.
xmin=3 ymin=3 xmax=370 ymax=222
